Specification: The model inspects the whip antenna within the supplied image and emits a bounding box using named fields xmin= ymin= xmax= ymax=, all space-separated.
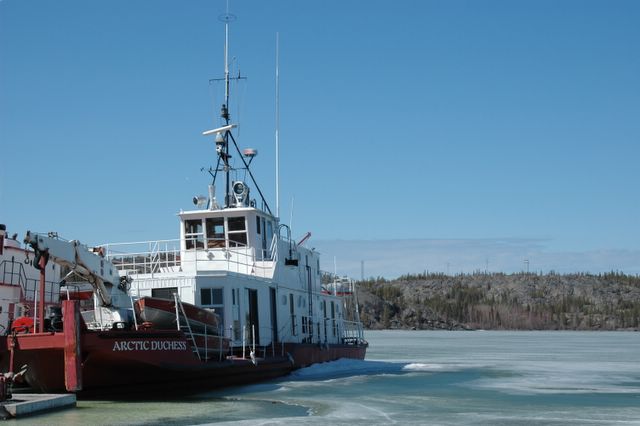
xmin=275 ymin=32 xmax=280 ymax=219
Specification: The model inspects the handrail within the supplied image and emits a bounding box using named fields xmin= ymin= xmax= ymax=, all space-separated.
xmin=174 ymin=293 xmax=201 ymax=361
xmin=104 ymin=237 xmax=280 ymax=279
xmin=0 ymin=260 xmax=29 ymax=288
xmin=340 ymin=319 xmax=366 ymax=343
xmin=1 ymin=259 xmax=59 ymax=309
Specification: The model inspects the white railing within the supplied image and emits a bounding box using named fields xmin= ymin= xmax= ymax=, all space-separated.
xmin=101 ymin=236 xmax=279 ymax=279
xmin=0 ymin=260 xmax=59 ymax=305
xmin=101 ymin=239 xmax=181 ymax=275
xmin=341 ymin=320 xmax=366 ymax=344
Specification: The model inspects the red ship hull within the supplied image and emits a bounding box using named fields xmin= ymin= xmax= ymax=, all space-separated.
xmin=1 ymin=301 xmax=367 ymax=397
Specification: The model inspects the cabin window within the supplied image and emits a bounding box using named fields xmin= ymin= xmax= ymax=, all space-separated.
xmin=201 ymin=288 xmax=224 ymax=327
xmin=228 ymin=216 xmax=245 ymax=231
xmin=256 ymin=216 xmax=261 ymax=234
xmin=185 ymin=220 xmax=204 ymax=250
xmin=260 ymin=218 xmax=268 ymax=258
xmin=200 ymin=288 xmax=223 ymax=305
xmin=205 ymin=217 xmax=225 ymax=248
xmin=201 ymin=288 xmax=223 ymax=305
xmin=152 ymin=287 xmax=178 ymax=300
xmin=266 ymin=221 xmax=273 ymax=245
xmin=227 ymin=216 xmax=247 ymax=247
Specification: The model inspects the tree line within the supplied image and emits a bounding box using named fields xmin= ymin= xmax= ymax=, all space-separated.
xmin=355 ymin=271 xmax=640 ymax=330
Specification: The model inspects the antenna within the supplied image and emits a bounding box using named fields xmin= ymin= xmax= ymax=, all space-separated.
xmin=203 ymin=6 xmax=272 ymax=215
xmin=275 ymin=32 xmax=280 ymax=219
xmin=218 ymin=3 xmax=236 ymax=109
xmin=289 ymin=196 xmax=295 ymax=234
xmin=218 ymin=7 xmax=236 ymax=205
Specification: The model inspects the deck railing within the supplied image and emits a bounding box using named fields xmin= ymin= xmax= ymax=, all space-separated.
xmin=341 ymin=320 xmax=366 ymax=344
xmin=0 ymin=260 xmax=59 ymax=305
xmin=101 ymin=235 xmax=280 ymax=279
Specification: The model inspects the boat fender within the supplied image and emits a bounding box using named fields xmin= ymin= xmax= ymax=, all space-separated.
xmin=287 ymin=353 xmax=294 ymax=365
xmin=250 ymin=351 xmax=257 ymax=366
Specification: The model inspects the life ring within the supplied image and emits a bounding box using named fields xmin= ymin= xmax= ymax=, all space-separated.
xmin=11 ymin=317 xmax=34 ymax=334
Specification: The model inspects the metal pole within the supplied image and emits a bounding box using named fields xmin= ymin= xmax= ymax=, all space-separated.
xmin=275 ymin=32 xmax=280 ymax=219
xmin=252 ymin=324 xmax=256 ymax=355
xmin=130 ymin=296 xmax=139 ymax=331
xmin=37 ymin=253 xmax=48 ymax=333
xmin=174 ymin=293 xmax=181 ymax=330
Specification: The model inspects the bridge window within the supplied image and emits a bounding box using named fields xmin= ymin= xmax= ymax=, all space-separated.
xmin=205 ymin=217 xmax=225 ymax=248
xmin=185 ymin=220 xmax=204 ymax=250
xmin=227 ymin=216 xmax=247 ymax=247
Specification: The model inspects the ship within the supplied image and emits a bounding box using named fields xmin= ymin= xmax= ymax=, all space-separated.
xmin=0 ymin=12 xmax=367 ymax=397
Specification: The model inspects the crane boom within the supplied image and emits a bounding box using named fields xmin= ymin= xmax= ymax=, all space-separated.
xmin=23 ymin=231 xmax=123 ymax=307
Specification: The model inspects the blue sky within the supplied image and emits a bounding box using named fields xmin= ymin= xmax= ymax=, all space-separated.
xmin=1 ymin=0 xmax=639 ymax=278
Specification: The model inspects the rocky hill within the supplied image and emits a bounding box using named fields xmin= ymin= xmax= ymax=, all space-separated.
xmin=355 ymin=271 xmax=640 ymax=331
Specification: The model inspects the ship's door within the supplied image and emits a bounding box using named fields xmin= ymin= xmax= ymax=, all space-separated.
xmin=270 ymin=287 xmax=278 ymax=343
xmin=247 ymin=289 xmax=260 ymax=345
xmin=261 ymin=218 xmax=267 ymax=259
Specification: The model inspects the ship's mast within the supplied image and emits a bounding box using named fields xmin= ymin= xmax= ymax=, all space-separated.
xmin=220 ymin=11 xmax=234 ymax=207
xmin=203 ymin=9 xmax=273 ymax=215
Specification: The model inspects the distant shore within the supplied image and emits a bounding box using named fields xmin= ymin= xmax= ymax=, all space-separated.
xmin=356 ymin=272 xmax=640 ymax=331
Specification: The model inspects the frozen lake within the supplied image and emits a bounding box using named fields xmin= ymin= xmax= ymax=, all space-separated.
xmin=22 ymin=330 xmax=640 ymax=425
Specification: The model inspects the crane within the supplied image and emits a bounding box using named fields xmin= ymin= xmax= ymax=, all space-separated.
xmin=23 ymin=231 xmax=133 ymax=330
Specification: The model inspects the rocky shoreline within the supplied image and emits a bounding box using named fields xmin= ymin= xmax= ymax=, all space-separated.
xmin=356 ymin=271 xmax=640 ymax=331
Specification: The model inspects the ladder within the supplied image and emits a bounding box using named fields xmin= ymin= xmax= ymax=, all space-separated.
xmin=173 ymin=293 xmax=201 ymax=361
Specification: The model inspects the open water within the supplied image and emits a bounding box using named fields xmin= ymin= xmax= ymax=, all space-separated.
xmin=16 ymin=331 xmax=640 ymax=425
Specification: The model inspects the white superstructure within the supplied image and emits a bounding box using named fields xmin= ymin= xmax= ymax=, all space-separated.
xmin=102 ymin=203 xmax=363 ymax=349
xmin=0 ymin=224 xmax=60 ymax=331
